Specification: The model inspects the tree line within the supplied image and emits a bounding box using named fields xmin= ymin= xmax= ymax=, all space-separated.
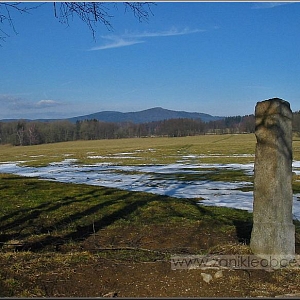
xmin=0 ymin=112 xmax=300 ymax=146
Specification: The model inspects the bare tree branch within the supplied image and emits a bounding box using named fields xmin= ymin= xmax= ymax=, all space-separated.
xmin=124 ymin=2 xmax=154 ymax=23
xmin=54 ymin=2 xmax=115 ymax=40
xmin=0 ymin=2 xmax=43 ymax=43
xmin=0 ymin=2 xmax=155 ymax=44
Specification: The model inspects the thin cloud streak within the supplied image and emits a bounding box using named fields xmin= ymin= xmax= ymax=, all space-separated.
xmin=252 ymin=2 xmax=295 ymax=9
xmin=88 ymin=27 xmax=204 ymax=51
xmin=123 ymin=27 xmax=206 ymax=38
xmin=89 ymin=39 xmax=145 ymax=51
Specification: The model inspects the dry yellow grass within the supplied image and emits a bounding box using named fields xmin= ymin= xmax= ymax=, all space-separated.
xmin=0 ymin=134 xmax=258 ymax=166
xmin=1 ymin=133 xmax=299 ymax=166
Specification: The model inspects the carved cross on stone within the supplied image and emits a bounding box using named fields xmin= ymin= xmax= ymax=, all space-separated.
xmin=250 ymin=98 xmax=295 ymax=261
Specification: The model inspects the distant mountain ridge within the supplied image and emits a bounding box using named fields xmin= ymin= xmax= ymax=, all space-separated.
xmin=0 ymin=107 xmax=224 ymax=123
xmin=67 ymin=107 xmax=224 ymax=124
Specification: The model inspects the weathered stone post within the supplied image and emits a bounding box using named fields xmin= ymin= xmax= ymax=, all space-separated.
xmin=250 ymin=98 xmax=295 ymax=260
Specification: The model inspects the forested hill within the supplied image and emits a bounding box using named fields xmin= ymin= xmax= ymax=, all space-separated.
xmin=1 ymin=111 xmax=300 ymax=147
xmin=0 ymin=114 xmax=254 ymax=146
xmin=67 ymin=107 xmax=224 ymax=124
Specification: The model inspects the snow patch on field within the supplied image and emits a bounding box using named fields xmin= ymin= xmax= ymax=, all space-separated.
xmin=1 ymin=158 xmax=300 ymax=219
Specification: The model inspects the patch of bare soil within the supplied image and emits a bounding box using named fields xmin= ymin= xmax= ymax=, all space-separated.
xmin=80 ymin=222 xmax=238 ymax=253
xmin=1 ymin=223 xmax=300 ymax=297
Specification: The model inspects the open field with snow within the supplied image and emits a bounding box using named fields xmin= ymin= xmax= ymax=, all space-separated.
xmin=1 ymin=134 xmax=300 ymax=218
xmin=2 ymin=134 xmax=300 ymax=297
xmin=0 ymin=134 xmax=258 ymax=166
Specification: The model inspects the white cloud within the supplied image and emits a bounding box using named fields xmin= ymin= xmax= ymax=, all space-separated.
xmin=88 ymin=27 xmax=204 ymax=51
xmin=0 ymin=94 xmax=30 ymax=110
xmin=36 ymin=100 xmax=62 ymax=107
xmin=251 ymin=2 xmax=295 ymax=9
xmin=0 ymin=95 xmax=62 ymax=111
xmin=123 ymin=27 xmax=205 ymax=38
xmin=89 ymin=38 xmax=145 ymax=51
xmin=0 ymin=94 xmax=72 ymax=119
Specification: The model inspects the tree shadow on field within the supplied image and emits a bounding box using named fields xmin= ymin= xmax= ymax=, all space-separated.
xmin=15 ymin=194 xmax=158 ymax=252
xmin=194 ymin=201 xmax=254 ymax=246
xmin=0 ymin=190 xmax=106 ymax=243
xmin=0 ymin=176 xmax=162 ymax=251
xmin=0 ymin=175 xmax=256 ymax=252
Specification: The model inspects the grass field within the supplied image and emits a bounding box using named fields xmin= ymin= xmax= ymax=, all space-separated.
xmin=1 ymin=134 xmax=300 ymax=297
xmin=0 ymin=134 xmax=259 ymax=166
xmin=1 ymin=133 xmax=300 ymax=166
xmin=1 ymin=134 xmax=257 ymax=250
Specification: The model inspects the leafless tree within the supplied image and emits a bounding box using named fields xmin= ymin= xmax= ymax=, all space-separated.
xmin=0 ymin=2 xmax=155 ymax=44
xmin=0 ymin=2 xmax=40 ymax=42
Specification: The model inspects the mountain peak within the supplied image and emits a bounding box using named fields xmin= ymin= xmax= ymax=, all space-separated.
xmin=67 ymin=107 xmax=224 ymax=124
xmin=148 ymin=107 xmax=164 ymax=110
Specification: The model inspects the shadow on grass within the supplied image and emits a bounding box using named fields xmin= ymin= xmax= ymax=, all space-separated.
xmin=0 ymin=190 xmax=107 ymax=242
xmin=14 ymin=194 xmax=160 ymax=252
xmin=0 ymin=174 xmax=255 ymax=252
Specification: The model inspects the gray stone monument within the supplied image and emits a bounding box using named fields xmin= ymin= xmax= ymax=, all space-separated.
xmin=250 ymin=98 xmax=295 ymax=261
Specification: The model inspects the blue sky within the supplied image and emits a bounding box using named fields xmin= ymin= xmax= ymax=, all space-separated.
xmin=1 ymin=1 xmax=300 ymax=119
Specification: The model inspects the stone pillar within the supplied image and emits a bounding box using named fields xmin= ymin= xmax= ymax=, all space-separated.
xmin=250 ymin=98 xmax=295 ymax=260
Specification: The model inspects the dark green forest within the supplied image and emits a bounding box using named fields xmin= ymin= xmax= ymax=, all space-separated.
xmin=1 ymin=112 xmax=300 ymax=146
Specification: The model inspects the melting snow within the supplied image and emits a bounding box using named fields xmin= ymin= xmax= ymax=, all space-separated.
xmin=1 ymin=159 xmax=300 ymax=219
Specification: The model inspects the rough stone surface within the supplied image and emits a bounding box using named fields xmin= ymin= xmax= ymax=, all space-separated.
xmin=250 ymin=98 xmax=295 ymax=260
xmin=214 ymin=270 xmax=223 ymax=279
xmin=201 ymin=273 xmax=213 ymax=283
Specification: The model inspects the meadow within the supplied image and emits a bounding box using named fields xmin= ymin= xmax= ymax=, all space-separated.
xmin=0 ymin=134 xmax=258 ymax=166
xmin=1 ymin=133 xmax=300 ymax=297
